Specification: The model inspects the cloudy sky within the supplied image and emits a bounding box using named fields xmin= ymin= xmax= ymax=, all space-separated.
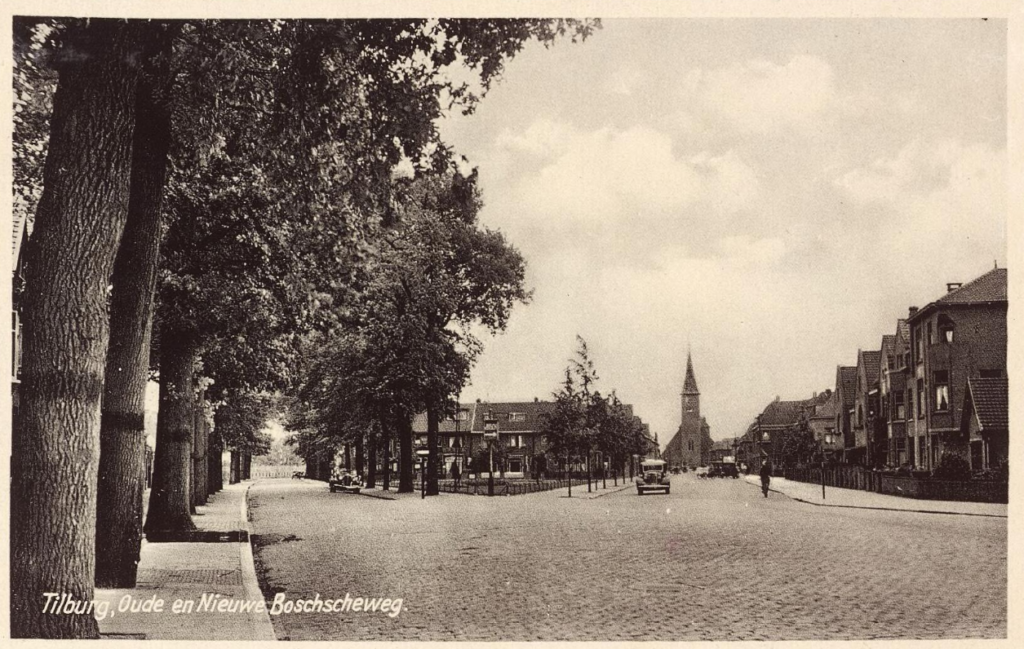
xmin=435 ymin=18 xmax=1007 ymax=445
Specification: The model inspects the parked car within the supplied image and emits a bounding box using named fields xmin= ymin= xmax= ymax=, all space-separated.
xmin=636 ymin=459 xmax=671 ymax=495
xmin=695 ymin=466 xmax=710 ymax=478
xmin=329 ymin=470 xmax=362 ymax=493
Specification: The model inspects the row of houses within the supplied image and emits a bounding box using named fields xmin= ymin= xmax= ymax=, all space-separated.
xmin=403 ymin=398 xmax=659 ymax=479
xmin=737 ymin=266 xmax=1008 ymax=475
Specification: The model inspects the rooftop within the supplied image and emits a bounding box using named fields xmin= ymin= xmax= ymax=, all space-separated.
xmin=967 ymin=377 xmax=1009 ymax=432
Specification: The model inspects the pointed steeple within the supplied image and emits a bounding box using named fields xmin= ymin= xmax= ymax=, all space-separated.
xmin=683 ymin=351 xmax=699 ymax=395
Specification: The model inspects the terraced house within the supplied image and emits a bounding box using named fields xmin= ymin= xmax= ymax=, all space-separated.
xmin=905 ymin=267 xmax=1008 ymax=471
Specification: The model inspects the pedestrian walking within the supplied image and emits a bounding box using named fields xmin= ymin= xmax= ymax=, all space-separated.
xmin=760 ymin=460 xmax=772 ymax=498
xmin=451 ymin=461 xmax=462 ymax=489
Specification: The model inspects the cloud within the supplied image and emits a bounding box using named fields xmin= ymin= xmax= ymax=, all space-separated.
xmin=681 ymin=55 xmax=836 ymax=135
xmin=605 ymin=66 xmax=649 ymax=96
xmin=496 ymin=121 xmax=761 ymax=229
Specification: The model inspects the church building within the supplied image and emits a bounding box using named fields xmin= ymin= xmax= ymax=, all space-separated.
xmin=662 ymin=352 xmax=707 ymax=468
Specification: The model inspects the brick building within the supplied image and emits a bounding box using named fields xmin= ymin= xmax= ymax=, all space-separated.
xmin=662 ymin=352 xmax=705 ymax=469
xmin=906 ymin=267 xmax=1008 ymax=471
xmin=833 ymin=365 xmax=857 ymax=462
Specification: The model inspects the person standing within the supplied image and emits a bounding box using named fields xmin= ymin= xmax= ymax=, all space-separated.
xmin=451 ymin=461 xmax=462 ymax=489
xmin=760 ymin=460 xmax=772 ymax=498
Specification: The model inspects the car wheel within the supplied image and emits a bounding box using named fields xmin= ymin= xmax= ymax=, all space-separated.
xmin=329 ymin=485 xmax=336 ymax=493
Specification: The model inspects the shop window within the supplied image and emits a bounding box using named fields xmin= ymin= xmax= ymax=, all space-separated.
xmin=933 ymin=371 xmax=949 ymax=412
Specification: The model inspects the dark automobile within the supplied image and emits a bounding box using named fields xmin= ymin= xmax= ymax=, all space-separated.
xmin=635 ymin=459 xmax=670 ymax=495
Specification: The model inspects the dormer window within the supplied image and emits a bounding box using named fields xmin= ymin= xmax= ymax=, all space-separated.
xmin=508 ymin=412 xmax=526 ymax=422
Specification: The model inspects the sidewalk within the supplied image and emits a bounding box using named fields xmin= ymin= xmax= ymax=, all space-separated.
xmin=744 ymin=475 xmax=1007 ymax=517
xmin=95 ymin=481 xmax=276 ymax=640
xmin=556 ymin=477 xmax=635 ymax=499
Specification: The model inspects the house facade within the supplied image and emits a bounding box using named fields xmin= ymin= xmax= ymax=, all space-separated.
xmin=906 ymin=268 xmax=1008 ymax=471
xmin=834 ymin=365 xmax=857 ymax=462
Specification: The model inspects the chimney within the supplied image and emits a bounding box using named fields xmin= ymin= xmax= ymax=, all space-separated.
xmin=534 ymin=396 xmax=538 ymax=403
xmin=475 ymin=398 xmax=481 ymax=403
xmin=946 ymin=282 xmax=962 ymax=293
xmin=908 ymin=306 xmax=918 ymax=318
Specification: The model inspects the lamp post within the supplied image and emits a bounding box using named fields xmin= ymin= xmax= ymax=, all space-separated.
xmin=416 ymin=447 xmax=430 ymax=499
xmin=483 ymin=415 xmax=498 ymax=497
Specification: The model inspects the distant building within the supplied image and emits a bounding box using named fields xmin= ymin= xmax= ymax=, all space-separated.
xmin=850 ymin=348 xmax=882 ymax=466
xmin=833 ymin=365 xmax=857 ymax=462
xmin=662 ymin=352 xmax=704 ymax=468
xmin=906 ymin=267 xmax=1008 ymax=471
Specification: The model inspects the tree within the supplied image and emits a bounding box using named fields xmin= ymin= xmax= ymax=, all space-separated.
xmin=95 ymin=21 xmax=179 ymax=589
xmin=11 ymin=19 xmax=146 ymax=638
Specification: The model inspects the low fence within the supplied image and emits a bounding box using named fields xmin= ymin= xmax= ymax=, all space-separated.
xmin=413 ymin=476 xmax=619 ymax=496
xmin=782 ymin=466 xmax=1007 ymax=504
xmin=251 ymin=465 xmax=306 ymax=479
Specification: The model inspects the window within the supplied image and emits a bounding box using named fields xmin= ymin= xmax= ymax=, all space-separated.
xmin=505 ymin=434 xmax=522 ymax=448
xmin=857 ymin=405 xmax=864 ymax=427
xmin=887 ymin=354 xmax=895 ymax=370
xmin=903 ymin=352 xmax=910 ymax=369
xmin=915 ymin=327 xmax=923 ymax=362
xmin=894 ymin=391 xmax=906 ymax=420
xmin=449 ymin=436 xmax=463 ymax=449
xmin=456 ymin=410 xmax=469 ymax=421
xmin=687 ymin=440 xmax=694 ymax=451
xmin=980 ymin=369 xmax=1003 ymax=379
xmin=508 ymin=459 xmax=523 ymax=473
xmin=918 ymin=436 xmax=926 ymax=467
xmin=508 ymin=412 xmax=526 ymax=422
xmin=927 ymin=322 xmax=933 ymax=346
xmin=906 ymin=388 xmax=913 ymax=420
xmin=917 ymin=379 xmax=925 ymax=419
xmin=933 ymin=371 xmax=949 ymax=411
xmin=938 ymin=314 xmax=954 ymax=344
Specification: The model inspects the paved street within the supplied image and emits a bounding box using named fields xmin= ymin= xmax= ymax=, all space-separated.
xmin=249 ymin=474 xmax=1006 ymax=641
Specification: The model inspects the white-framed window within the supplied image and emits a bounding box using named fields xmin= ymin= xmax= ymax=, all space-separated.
xmin=505 ymin=434 xmax=523 ymax=448
xmin=508 ymin=412 xmax=526 ymax=422
xmin=933 ymin=371 xmax=949 ymax=412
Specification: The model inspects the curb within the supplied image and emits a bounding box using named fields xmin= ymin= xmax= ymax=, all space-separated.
xmin=742 ymin=477 xmax=1007 ymax=519
xmin=239 ymin=481 xmax=277 ymax=641
xmin=585 ymin=482 xmax=635 ymax=499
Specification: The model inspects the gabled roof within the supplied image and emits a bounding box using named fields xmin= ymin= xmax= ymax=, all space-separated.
xmin=411 ymin=402 xmax=478 ymax=434
xmin=936 ymin=268 xmax=1007 ymax=305
xmin=860 ymin=350 xmax=881 ymax=387
xmin=966 ymin=377 xmax=1009 ymax=432
xmin=758 ymin=399 xmax=806 ymax=428
xmin=472 ymin=401 xmax=558 ymax=432
xmin=811 ymin=391 xmax=838 ymax=419
xmin=910 ymin=268 xmax=1008 ymax=324
xmin=836 ymin=366 xmax=857 ymax=407
xmin=897 ymin=319 xmax=910 ymax=342
xmin=683 ymin=352 xmax=699 ymax=395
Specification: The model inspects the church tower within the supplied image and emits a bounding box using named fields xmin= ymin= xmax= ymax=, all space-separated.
xmin=662 ymin=350 xmax=705 ymax=468
xmin=678 ymin=351 xmax=702 ymax=467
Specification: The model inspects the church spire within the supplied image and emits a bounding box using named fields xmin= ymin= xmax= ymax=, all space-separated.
xmin=683 ymin=351 xmax=699 ymax=395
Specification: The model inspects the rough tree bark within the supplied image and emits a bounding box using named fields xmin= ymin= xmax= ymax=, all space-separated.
xmin=191 ymin=386 xmax=209 ymax=507
xmin=231 ymin=451 xmax=242 ymax=484
xmin=355 ymin=431 xmax=365 ymax=479
xmin=207 ymin=431 xmax=222 ymax=496
xmin=10 ymin=19 xmax=144 ymax=639
xmin=95 ymin=60 xmax=174 ymax=587
xmin=144 ymin=334 xmax=200 ymax=534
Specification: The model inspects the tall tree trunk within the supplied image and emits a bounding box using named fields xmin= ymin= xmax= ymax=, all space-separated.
xmin=398 ymin=413 xmax=414 ymax=493
xmin=366 ymin=426 xmax=377 ymax=488
xmin=192 ymin=387 xmax=209 ymax=506
xmin=207 ymin=431 xmax=222 ymax=496
xmin=355 ymin=429 xmax=365 ymax=478
xmin=11 ymin=19 xmax=144 ymax=639
xmin=379 ymin=408 xmax=391 ymax=490
xmin=95 ymin=32 xmax=175 ymax=588
xmin=144 ymin=335 xmax=199 ymax=534
xmin=344 ymin=443 xmax=352 ymax=471
xmin=304 ymin=454 xmax=315 ymax=482
xmin=242 ymin=451 xmax=252 ymax=480
xmin=426 ymin=406 xmax=440 ymax=496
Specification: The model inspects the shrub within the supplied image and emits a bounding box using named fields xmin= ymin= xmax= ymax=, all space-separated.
xmin=933 ymin=452 xmax=971 ymax=480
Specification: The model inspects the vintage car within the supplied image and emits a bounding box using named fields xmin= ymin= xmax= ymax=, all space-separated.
xmin=329 ymin=470 xmax=362 ymax=493
xmin=636 ymin=459 xmax=670 ymax=495
xmin=695 ymin=465 xmax=710 ymax=478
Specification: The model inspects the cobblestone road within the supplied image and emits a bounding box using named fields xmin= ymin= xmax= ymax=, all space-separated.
xmin=249 ymin=474 xmax=1006 ymax=641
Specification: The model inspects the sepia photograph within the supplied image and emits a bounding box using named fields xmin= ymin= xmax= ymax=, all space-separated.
xmin=3 ymin=0 xmax=1018 ymax=644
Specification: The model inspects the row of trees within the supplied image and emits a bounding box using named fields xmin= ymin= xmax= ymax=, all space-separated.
xmin=11 ymin=17 xmax=598 ymax=638
xmin=542 ymin=337 xmax=658 ymax=485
